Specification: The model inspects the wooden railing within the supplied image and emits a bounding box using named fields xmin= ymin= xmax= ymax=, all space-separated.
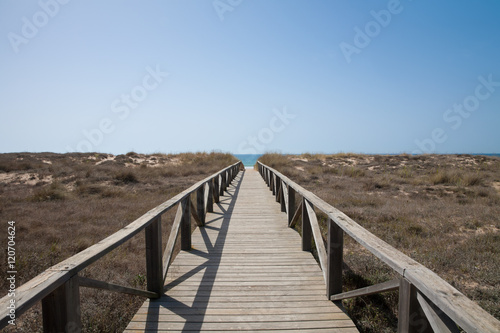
xmin=0 ymin=161 xmax=242 ymax=332
xmin=258 ymin=161 xmax=500 ymax=333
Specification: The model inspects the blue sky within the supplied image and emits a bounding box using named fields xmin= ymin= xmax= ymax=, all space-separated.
xmin=1 ymin=0 xmax=499 ymax=155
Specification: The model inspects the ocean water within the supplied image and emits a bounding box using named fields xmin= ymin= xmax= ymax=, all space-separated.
xmin=233 ymin=154 xmax=262 ymax=167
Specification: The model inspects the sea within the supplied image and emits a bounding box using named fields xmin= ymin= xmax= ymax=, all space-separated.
xmin=233 ymin=153 xmax=499 ymax=169
xmin=233 ymin=154 xmax=263 ymax=168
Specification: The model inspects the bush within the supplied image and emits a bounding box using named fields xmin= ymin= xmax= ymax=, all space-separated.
xmin=115 ymin=171 xmax=138 ymax=183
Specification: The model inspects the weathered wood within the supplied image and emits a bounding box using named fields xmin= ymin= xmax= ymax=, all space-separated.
xmin=190 ymin=199 xmax=202 ymax=226
xmin=258 ymin=162 xmax=500 ymax=333
xmin=180 ymin=197 xmax=191 ymax=251
xmin=289 ymin=198 xmax=302 ymax=228
xmin=145 ymin=217 xmax=162 ymax=297
xmin=162 ymin=203 xmax=184 ymax=279
xmin=275 ymin=175 xmax=281 ymax=202
xmin=327 ymin=218 xmax=343 ymax=297
xmin=331 ymin=279 xmax=399 ymax=301
xmin=416 ymin=292 xmax=460 ymax=333
xmin=282 ymin=180 xmax=289 ymax=214
xmin=220 ymin=172 xmax=226 ymax=196
xmin=42 ymin=275 xmax=81 ymax=333
xmin=126 ymin=170 xmax=357 ymax=332
xmin=213 ymin=175 xmax=220 ymax=203
xmin=304 ymin=200 xmax=327 ymax=282
xmin=280 ymin=181 xmax=286 ymax=213
xmin=288 ymin=185 xmax=296 ymax=226
xmin=197 ymin=185 xmax=205 ymax=226
xmin=79 ymin=276 xmax=157 ymax=299
xmin=0 ymin=162 xmax=242 ymax=330
xmin=302 ymin=198 xmax=312 ymax=252
xmin=207 ymin=179 xmax=214 ymax=213
xmin=398 ymin=278 xmax=431 ymax=333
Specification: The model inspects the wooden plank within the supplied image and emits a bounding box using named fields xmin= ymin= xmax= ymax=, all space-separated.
xmin=304 ymin=199 xmax=327 ymax=282
xmin=416 ymin=292 xmax=460 ymax=333
xmin=189 ymin=199 xmax=202 ymax=226
xmin=197 ymin=185 xmax=205 ymax=226
xmin=289 ymin=198 xmax=302 ymax=228
xmin=42 ymin=275 xmax=81 ymax=333
xmin=213 ymin=175 xmax=220 ymax=203
xmin=126 ymin=320 xmax=356 ymax=331
xmin=288 ymin=185 xmax=295 ymax=226
xmin=258 ymin=162 xmax=500 ymax=333
xmin=180 ymin=197 xmax=191 ymax=251
xmin=162 ymin=203 xmax=183 ymax=279
xmin=327 ymin=218 xmax=343 ymax=297
xmin=207 ymin=179 xmax=214 ymax=213
xmin=126 ymin=169 xmax=357 ymax=332
xmin=79 ymin=276 xmax=157 ymax=298
xmin=145 ymin=217 xmax=162 ymax=297
xmin=330 ymin=279 xmax=399 ymax=301
xmin=302 ymin=198 xmax=312 ymax=251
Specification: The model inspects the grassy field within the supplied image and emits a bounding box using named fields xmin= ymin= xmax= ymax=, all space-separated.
xmin=0 ymin=151 xmax=237 ymax=332
xmin=258 ymin=153 xmax=500 ymax=333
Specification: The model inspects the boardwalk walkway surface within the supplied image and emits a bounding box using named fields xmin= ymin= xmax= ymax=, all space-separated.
xmin=125 ymin=169 xmax=358 ymax=332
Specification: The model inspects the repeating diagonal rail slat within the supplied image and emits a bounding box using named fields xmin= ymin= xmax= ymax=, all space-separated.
xmin=125 ymin=170 xmax=358 ymax=332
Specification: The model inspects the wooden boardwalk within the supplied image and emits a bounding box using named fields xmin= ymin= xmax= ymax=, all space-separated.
xmin=125 ymin=169 xmax=358 ymax=332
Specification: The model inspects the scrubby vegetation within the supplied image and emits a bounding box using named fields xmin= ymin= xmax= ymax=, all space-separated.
xmin=0 ymin=151 xmax=237 ymax=332
xmin=258 ymin=153 xmax=500 ymax=333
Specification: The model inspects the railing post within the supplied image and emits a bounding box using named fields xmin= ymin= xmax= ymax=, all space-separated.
xmin=220 ymin=172 xmax=226 ymax=196
xmin=42 ymin=275 xmax=81 ymax=333
xmin=280 ymin=181 xmax=286 ymax=212
xmin=398 ymin=278 xmax=431 ymax=333
xmin=327 ymin=218 xmax=343 ymax=297
xmin=181 ymin=197 xmax=191 ymax=250
xmin=214 ymin=175 xmax=220 ymax=203
xmin=145 ymin=216 xmax=163 ymax=297
xmin=302 ymin=198 xmax=312 ymax=251
xmin=207 ymin=180 xmax=214 ymax=213
xmin=288 ymin=186 xmax=295 ymax=226
xmin=197 ymin=186 xmax=205 ymax=226
xmin=275 ymin=176 xmax=281 ymax=202
xmin=270 ymin=171 xmax=274 ymax=193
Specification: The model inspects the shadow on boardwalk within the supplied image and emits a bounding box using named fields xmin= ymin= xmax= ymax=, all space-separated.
xmin=144 ymin=171 xmax=244 ymax=331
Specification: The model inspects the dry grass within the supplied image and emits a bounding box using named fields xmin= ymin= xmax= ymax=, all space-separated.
xmin=0 ymin=151 xmax=237 ymax=332
xmin=259 ymin=153 xmax=500 ymax=333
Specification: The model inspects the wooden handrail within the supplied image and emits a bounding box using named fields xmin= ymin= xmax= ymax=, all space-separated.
xmin=0 ymin=161 xmax=242 ymax=331
xmin=258 ymin=161 xmax=500 ymax=333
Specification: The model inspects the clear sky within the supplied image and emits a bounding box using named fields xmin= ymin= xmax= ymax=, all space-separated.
xmin=1 ymin=0 xmax=499 ymax=155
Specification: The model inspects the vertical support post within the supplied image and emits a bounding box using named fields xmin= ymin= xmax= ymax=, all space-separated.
xmin=288 ymin=186 xmax=296 ymax=226
xmin=214 ymin=175 xmax=220 ymax=203
xmin=275 ymin=176 xmax=281 ymax=202
xmin=145 ymin=216 xmax=163 ymax=297
xmin=327 ymin=218 xmax=343 ymax=297
xmin=207 ymin=180 xmax=214 ymax=213
xmin=42 ymin=276 xmax=81 ymax=333
xmin=197 ymin=186 xmax=205 ymax=226
xmin=280 ymin=181 xmax=286 ymax=212
xmin=398 ymin=278 xmax=431 ymax=333
xmin=181 ymin=197 xmax=191 ymax=250
xmin=220 ymin=172 xmax=226 ymax=196
xmin=302 ymin=198 xmax=312 ymax=251
xmin=270 ymin=172 xmax=274 ymax=193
